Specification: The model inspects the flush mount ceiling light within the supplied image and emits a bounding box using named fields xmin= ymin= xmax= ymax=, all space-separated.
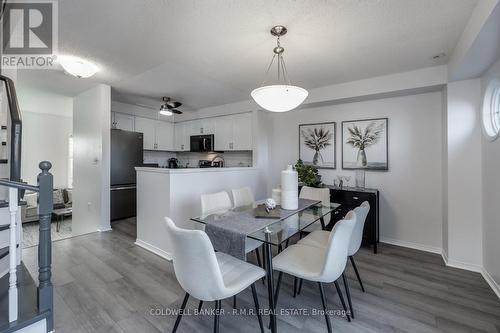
xmin=57 ymin=55 xmax=99 ymax=78
xmin=251 ymin=25 xmax=308 ymax=112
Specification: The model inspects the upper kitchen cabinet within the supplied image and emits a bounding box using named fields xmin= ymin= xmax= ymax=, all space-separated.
xmin=187 ymin=118 xmax=215 ymax=136
xmin=135 ymin=117 xmax=175 ymax=151
xmin=232 ymin=112 xmax=252 ymax=150
xmin=156 ymin=121 xmax=175 ymax=151
xmin=112 ymin=112 xmax=135 ymax=131
xmin=214 ymin=112 xmax=252 ymax=151
xmin=134 ymin=117 xmax=156 ymax=150
xmin=174 ymin=122 xmax=190 ymax=151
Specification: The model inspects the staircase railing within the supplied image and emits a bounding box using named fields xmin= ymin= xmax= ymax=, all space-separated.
xmin=0 ymin=74 xmax=22 ymax=182
xmin=0 ymin=161 xmax=53 ymax=331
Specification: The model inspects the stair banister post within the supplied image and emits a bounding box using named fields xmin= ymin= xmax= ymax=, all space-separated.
xmin=37 ymin=161 xmax=53 ymax=331
xmin=8 ymin=187 xmax=18 ymax=323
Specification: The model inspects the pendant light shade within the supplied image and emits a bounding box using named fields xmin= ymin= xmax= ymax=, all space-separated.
xmin=251 ymin=85 xmax=308 ymax=112
xmin=251 ymin=25 xmax=308 ymax=112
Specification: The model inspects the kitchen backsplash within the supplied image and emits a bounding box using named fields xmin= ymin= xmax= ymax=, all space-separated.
xmin=143 ymin=150 xmax=253 ymax=168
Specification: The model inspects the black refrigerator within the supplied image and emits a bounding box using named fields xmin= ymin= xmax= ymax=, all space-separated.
xmin=111 ymin=129 xmax=143 ymax=221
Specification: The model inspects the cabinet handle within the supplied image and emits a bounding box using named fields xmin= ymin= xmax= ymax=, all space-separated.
xmin=200 ymin=127 xmax=203 ymax=133
xmin=353 ymin=196 xmax=359 ymax=200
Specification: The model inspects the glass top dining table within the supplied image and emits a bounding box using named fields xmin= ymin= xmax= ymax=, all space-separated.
xmin=191 ymin=202 xmax=341 ymax=246
xmin=191 ymin=201 xmax=342 ymax=333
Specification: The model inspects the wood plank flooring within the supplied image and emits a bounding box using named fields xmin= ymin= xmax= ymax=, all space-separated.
xmin=20 ymin=219 xmax=500 ymax=333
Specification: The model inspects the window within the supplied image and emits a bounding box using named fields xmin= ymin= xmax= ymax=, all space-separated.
xmin=483 ymin=79 xmax=500 ymax=140
xmin=68 ymin=135 xmax=73 ymax=188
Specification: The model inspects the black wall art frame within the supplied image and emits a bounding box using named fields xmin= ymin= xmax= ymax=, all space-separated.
xmin=299 ymin=122 xmax=336 ymax=169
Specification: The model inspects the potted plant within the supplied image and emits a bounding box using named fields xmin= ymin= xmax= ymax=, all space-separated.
xmin=295 ymin=159 xmax=322 ymax=187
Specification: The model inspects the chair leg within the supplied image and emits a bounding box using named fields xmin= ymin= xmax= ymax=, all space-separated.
xmin=318 ymin=282 xmax=333 ymax=333
xmin=268 ymin=271 xmax=283 ymax=329
xmin=293 ymin=277 xmax=298 ymax=298
xmin=251 ymin=284 xmax=265 ymax=333
xmin=334 ymin=280 xmax=351 ymax=322
xmin=172 ymin=292 xmax=190 ymax=333
xmin=350 ymin=256 xmax=365 ymax=292
xmin=233 ymin=295 xmax=237 ymax=309
xmin=214 ymin=300 xmax=221 ymax=333
xmin=198 ymin=300 xmax=203 ymax=312
xmin=342 ymin=273 xmax=354 ymax=319
xmin=298 ymin=278 xmax=303 ymax=295
xmin=255 ymin=248 xmax=265 ymax=284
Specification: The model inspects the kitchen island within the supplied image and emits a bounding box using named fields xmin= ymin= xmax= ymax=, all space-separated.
xmin=134 ymin=167 xmax=266 ymax=260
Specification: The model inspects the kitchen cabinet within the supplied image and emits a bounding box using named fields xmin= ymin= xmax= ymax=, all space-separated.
xmin=135 ymin=117 xmax=175 ymax=151
xmin=214 ymin=113 xmax=252 ymax=151
xmin=112 ymin=112 xmax=135 ymax=131
xmin=134 ymin=117 xmax=156 ymax=150
xmin=214 ymin=116 xmax=234 ymax=151
xmin=174 ymin=122 xmax=190 ymax=151
xmin=156 ymin=121 xmax=174 ymax=151
xmin=185 ymin=118 xmax=215 ymax=136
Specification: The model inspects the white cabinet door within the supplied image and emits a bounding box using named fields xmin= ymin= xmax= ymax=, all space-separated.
xmin=214 ymin=116 xmax=233 ymax=151
xmin=232 ymin=113 xmax=252 ymax=151
xmin=135 ymin=117 xmax=156 ymax=150
xmin=174 ymin=123 xmax=190 ymax=151
xmin=114 ymin=112 xmax=135 ymax=131
xmin=156 ymin=121 xmax=174 ymax=151
xmin=200 ymin=118 xmax=215 ymax=134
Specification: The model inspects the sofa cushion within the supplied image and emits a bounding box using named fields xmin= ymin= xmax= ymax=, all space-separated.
xmin=64 ymin=188 xmax=72 ymax=204
xmin=24 ymin=192 xmax=38 ymax=208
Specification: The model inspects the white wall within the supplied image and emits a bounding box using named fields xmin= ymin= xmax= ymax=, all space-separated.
xmin=266 ymin=92 xmax=444 ymax=252
xmin=18 ymin=88 xmax=73 ymax=188
xmin=480 ymin=57 xmax=500 ymax=297
xmin=443 ymin=79 xmax=483 ymax=270
xmin=72 ymin=84 xmax=111 ymax=235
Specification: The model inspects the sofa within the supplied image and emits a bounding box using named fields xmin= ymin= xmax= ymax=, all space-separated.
xmin=21 ymin=188 xmax=72 ymax=223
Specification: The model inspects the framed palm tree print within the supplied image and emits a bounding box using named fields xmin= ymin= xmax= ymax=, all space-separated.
xmin=342 ymin=118 xmax=388 ymax=170
xmin=299 ymin=122 xmax=336 ymax=169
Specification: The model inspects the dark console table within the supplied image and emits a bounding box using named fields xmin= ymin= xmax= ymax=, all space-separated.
xmin=326 ymin=186 xmax=379 ymax=254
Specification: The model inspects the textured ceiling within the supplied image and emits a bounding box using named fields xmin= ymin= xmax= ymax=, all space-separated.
xmin=18 ymin=0 xmax=478 ymax=110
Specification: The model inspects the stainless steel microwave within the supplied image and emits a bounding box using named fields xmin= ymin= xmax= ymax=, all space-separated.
xmin=190 ymin=135 xmax=214 ymax=152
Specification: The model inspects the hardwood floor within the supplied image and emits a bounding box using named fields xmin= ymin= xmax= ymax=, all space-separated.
xmin=20 ymin=219 xmax=500 ymax=333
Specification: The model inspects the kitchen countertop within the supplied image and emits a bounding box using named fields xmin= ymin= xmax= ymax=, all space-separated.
xmin=135 ymin=166 xmax=257 ymax=174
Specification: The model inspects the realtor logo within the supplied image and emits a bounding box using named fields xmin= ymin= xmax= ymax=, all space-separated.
xmin=1 ymin=0 xmax=57 ymax=68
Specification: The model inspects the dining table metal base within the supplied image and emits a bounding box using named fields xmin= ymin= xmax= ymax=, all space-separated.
xmin=263 ymin=242 xmax=277 ymax=333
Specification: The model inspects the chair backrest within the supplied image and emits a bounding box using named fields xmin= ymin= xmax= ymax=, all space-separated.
xmin=201 ymin=191 xmax=232 ymax=215
xmin=320 ymin=211 xmax=357 ymax=282
xmin=164 ymin=217 xmax=226 ymax=301
xmin=299 ymin=186 xmax=331 ymax=223
xmin=232 ymin=187 xmax=255 ymax=208
xmin=348 ymin=201 xmax=370 ymax=256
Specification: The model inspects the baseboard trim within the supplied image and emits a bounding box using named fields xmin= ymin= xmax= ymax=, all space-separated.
xmin=98 ymin=227 xmax=112 ymax=232
xmin=379 ymin=237 xmax=442 ymax=254
xmin=482 ymin=268 xmax=500 ymax=300
xmin=441 ymin=250 xmax=482 ymax=273
xmin=135 ymin=239 xmax=172 ymax=261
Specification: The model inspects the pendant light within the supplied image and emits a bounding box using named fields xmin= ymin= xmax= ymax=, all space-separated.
xmin=251 ymin=26 xmax=308 ymax=112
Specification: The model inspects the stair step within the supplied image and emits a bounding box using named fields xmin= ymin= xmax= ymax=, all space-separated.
xmin=0 ymin=244 xmax=19 ymax=260
xmin=0 ymin=160 xmax=7 ymax=164
xmin=0 ymin=263 xmax=46 ymax=333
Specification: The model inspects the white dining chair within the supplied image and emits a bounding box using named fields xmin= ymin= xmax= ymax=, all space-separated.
xmin=297 ymin=201 xmax=370 ymax=318
xmin=271 ymin=212 xmax=357 ymax=333
xmin=165 ymin=217 xmax=265 ymax=333
xmin=232 ymin=187 xmax=255 ymax=208
xmin=299 ymin=186 xmax=331 ymax=232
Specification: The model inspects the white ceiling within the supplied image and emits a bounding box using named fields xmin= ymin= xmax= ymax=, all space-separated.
xmin=18 ymin=0 xmax=478 ymax=111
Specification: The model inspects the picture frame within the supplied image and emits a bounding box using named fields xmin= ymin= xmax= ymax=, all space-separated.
xmin=299 ymin=122 xmax=336 ymax=169
xmin=342 ymin=118 xmax=388 ymax=170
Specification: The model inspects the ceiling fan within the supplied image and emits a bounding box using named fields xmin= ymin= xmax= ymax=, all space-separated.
xmin=160 ymin=97 xmax=182 ymax=115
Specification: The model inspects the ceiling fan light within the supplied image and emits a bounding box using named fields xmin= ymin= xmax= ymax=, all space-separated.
xmin=251 ymin=85 xmax=308 ymax=112
xmin=58 ymin=55 xmax=99 ymax=78
xmin=159 ymin=110 xmax=173 ymax=116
